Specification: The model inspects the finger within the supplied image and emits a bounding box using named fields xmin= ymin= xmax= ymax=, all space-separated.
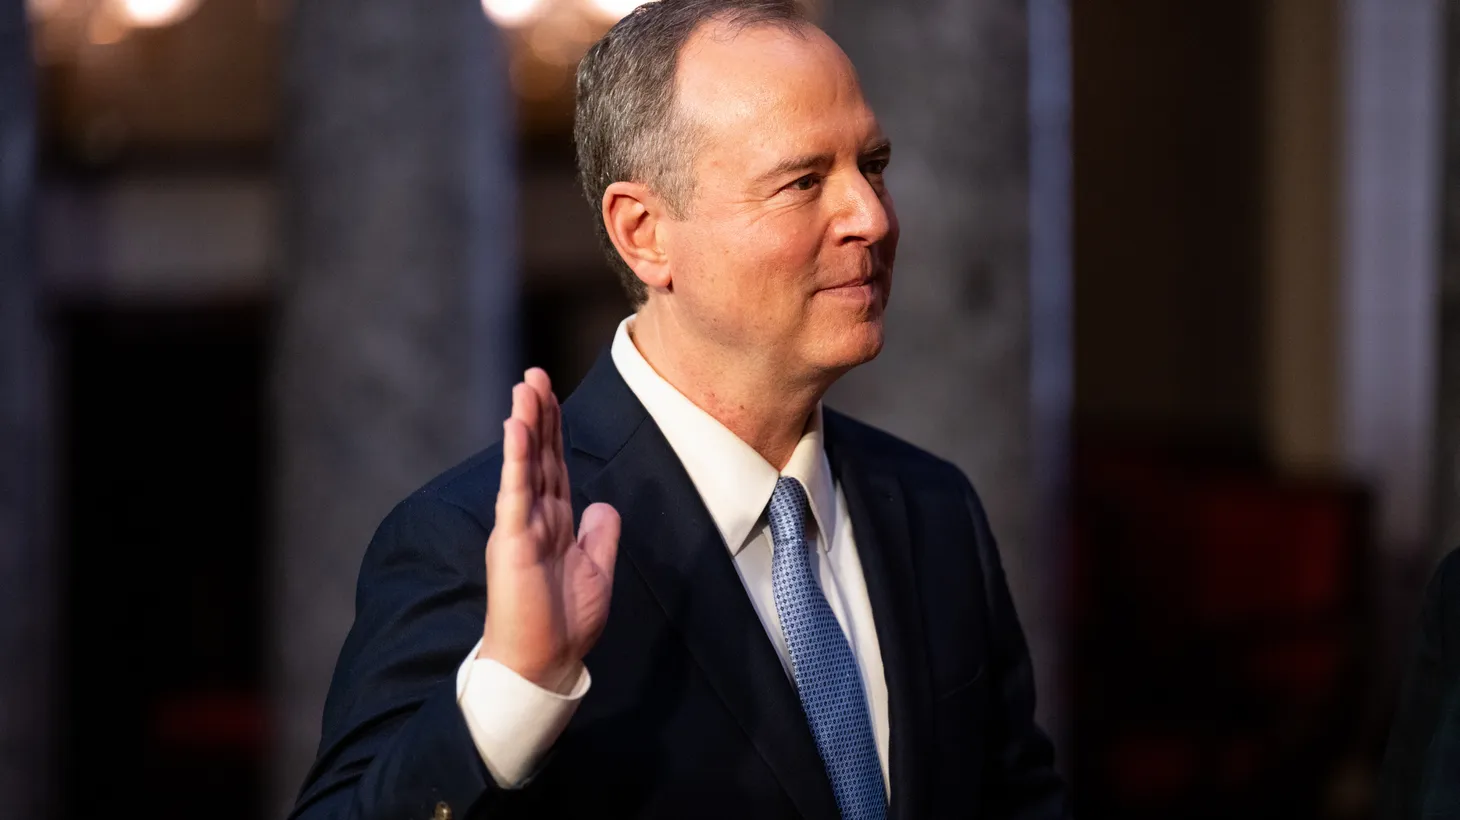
xmin=512 ymin=382 xmax=544 ymax=499
xmin=524 ymin=369 xmax=560 ymax=497
xmin=578 ymin=502 xmax=621 ymax=580
xmin=511 ymin=381 xmax=539 ymax=439
xmin=524 ymin=368 xmax=562 ymax=452
xmin=547 ymin=384 xmax=567 ymax=495
xmin=530 ymin=371 xmax=566 ymax=502
xmin=533 ymin=372 xmax=567 ymax=499
xmin=525 ymin=367 xmax=551 ymax=405
xmin=495 ymin=418 xmax=531 ymax=533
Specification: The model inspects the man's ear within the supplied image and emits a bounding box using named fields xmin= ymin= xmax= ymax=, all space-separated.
xmin=602 ymin=181 xmax=672 ymax=292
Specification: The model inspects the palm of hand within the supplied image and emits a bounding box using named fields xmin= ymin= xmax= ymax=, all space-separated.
xmin=482 ymin=369 xmax=620 ymax=693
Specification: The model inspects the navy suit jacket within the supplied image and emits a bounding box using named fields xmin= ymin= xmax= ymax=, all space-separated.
xmin=290 ymin=350 xmax=1069 ymax=819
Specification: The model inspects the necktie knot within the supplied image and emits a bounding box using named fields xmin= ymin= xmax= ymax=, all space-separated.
xmin=768 ymin=476 xmax=810 ymax=554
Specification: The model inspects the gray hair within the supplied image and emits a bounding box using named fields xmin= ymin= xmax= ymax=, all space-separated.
xmin=574 ymin=0 xmax=813 ymax=307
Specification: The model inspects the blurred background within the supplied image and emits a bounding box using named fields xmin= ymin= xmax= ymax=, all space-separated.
xmin=0 ymin=0 xmax=1453 ymax=817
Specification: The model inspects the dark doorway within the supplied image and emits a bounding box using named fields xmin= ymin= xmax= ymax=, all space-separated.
xmin=58 ymin=302 xmax=268 ymax=820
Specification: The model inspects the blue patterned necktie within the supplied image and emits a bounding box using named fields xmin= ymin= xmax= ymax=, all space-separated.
xmin=768 ymin=476 xmax=887 ymax=819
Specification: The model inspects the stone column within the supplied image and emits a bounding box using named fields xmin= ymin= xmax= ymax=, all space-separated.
xmin=824 ymin=0 xmax=1072 ymax=759
xmin=1435 ymin=1 xmax=1460 ymax=572
xmin=272 ymin=0 xmax=518 ymax=811
xmin=0 ymin=3 xmax=49 ymax=816
xmin=1332 ymin=0 xmax=1444 ymax=765
xmin=1433 ymin=0 xmax=1460 ymax=632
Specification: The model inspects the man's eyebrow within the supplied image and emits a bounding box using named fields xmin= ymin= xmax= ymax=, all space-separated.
xmin=755 ymin=152 xmax=836 ymax=186
xmin=862 ymin=138 xmax=892 ymax=158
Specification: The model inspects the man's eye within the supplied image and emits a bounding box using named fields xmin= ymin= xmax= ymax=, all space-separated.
xmin=862 ymin=158 xmax=889 ymax=176
xmin=788 ymin=174 xmax=820 ymax=192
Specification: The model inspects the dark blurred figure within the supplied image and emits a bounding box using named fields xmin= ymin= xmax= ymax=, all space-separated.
xmin=1378 ymin=547 xmax=1460 ymax=819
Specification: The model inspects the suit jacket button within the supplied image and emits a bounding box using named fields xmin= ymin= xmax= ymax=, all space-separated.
xmin=433 ymin=801 xmax=452 ymax=820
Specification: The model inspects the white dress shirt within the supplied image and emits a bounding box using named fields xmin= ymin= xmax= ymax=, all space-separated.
xmin=456 ymin=316 xmax=891 ymax=792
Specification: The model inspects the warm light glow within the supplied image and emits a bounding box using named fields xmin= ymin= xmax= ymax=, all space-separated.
xmin=482 ymin=0 xmax=546 ymax=28
xmin=113 ymin=0 xmax=202 ymax=27
xmin=585 ymin=0 xmax=648 ymax=22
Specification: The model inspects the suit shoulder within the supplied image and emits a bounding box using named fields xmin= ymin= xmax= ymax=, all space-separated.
xmin=823 ymin=407 xmax=967 ymax=485
xmin=353 ymin=445 xmax=502 ymax=581
xmin=405 ymin=441 xmax=505 ymax=527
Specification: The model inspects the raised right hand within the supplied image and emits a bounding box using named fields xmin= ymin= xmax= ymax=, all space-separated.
xmin=479 ymin=368 xmax=621 ymax=694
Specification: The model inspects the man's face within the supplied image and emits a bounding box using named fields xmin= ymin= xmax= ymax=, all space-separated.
xmin=657 ymin=22 xmax=898 ymax=381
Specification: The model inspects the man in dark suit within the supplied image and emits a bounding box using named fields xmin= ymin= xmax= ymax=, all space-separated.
xmin=290 ymin=1 xmax=1068 ymax=818
xmin=1379 ymin=547 xmax=1460 ymax=819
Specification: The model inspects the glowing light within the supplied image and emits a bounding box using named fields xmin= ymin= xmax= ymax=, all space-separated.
xmin=585 ymin=0 xmax=648 ymax=22
xmin=482 ymin=0 xmax=546 ymax=28
xmin=114 ymin=0 xmax=202 ymax=27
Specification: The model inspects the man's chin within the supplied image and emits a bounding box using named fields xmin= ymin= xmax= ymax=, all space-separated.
xmin=819 ymin=319 xmax=885 ymax=372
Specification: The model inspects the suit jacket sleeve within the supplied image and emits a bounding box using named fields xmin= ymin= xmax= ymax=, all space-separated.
xmin=289 ymin=492 xmax=504 ymax=820
xmin=962 ymin=476 xmax=1071 ymax=819
xmin=1377 ymin=547 xmax=1459 ymax=820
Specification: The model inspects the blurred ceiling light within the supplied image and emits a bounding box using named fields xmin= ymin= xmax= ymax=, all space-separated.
xmin=113 ymin=0 xmax=202 ymax=28
xmin=482 ymin=0 xmax=546 ymax=28
xmin=585 ymin=0 xmax=648 ymax=22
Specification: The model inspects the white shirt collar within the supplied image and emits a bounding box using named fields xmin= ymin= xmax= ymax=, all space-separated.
xmin=610 ymin=316 xmax=838 ymax=556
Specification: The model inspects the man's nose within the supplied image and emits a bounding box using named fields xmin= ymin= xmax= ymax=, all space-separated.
xmin=834 ymin=173 xmax=892 ymax=246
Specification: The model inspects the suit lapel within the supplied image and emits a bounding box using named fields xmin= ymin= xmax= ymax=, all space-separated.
xmin=826 ymin=411 xmax=935 ymax=820
xmin=565 ymin=353 xmax=841 ymax=820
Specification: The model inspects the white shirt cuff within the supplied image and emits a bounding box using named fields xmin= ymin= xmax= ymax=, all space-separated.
xmin=454 ymin=638 xmax=591 ymax=788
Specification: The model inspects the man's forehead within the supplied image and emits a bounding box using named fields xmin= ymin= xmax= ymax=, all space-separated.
xmin=674 ymin=20 xmax=861 ymax=125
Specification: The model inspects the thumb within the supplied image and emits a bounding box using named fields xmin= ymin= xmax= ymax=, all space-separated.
xmin=577 ymin=502 xmax=621 ymax=578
